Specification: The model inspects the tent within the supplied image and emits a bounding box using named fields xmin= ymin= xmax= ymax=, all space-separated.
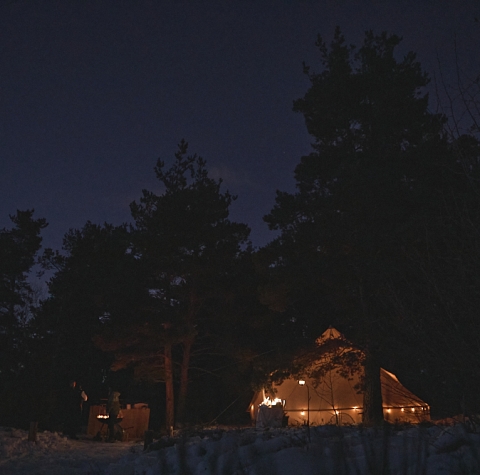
xmin=249 ymin=327 xmax=429 ymax=427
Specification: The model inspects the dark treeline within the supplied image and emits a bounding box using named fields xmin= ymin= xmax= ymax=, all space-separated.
xmin=2 ymin=29 xmax=480 ymax=432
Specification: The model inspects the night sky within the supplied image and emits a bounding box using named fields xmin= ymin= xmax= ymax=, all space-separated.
xmin=1 ymin=0 xmax=479 ymax=251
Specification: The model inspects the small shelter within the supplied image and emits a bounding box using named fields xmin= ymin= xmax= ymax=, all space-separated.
xmin=249 ymin=327 xmax=429 ymax=427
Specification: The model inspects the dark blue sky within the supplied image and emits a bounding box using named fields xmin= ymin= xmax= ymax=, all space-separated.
xmin=1 ymin=0 xmax=479 ymax=250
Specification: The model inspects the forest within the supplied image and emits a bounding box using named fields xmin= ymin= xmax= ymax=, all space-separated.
xmin=2 ymin=29 xmax=480 ymax=434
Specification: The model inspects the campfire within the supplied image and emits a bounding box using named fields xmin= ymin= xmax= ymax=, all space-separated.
xmin=259 ymin=397 xmax=284 ymax=408
xmin=96 ymin=414 xmax=123 ymax=421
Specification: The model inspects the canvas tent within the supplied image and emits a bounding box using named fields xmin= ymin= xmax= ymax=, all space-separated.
xmin=249 ymin=327 xmax=429 ymax=427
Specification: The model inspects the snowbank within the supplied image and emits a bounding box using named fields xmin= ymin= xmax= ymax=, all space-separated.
xmin=115 ymin=424 xmax=480 ymax=475
xmin=2 ymin=423 xmax=480 ymax=474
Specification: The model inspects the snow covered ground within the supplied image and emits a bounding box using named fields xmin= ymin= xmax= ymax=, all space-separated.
xmin=1 ymin=423 xmax=480 ymax=474
xmin=0 ymin=427 xmax=142 ymax=474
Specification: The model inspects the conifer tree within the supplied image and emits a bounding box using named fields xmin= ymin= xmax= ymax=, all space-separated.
xmin=264 ymin=29 xmax=449 ymax=425
xmin=0 ymin=210 xmax=47 ymax=425
xmin=128 ymin=140 xmax=251 ymax=428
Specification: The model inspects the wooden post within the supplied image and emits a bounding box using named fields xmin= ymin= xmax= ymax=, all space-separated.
xmin=28 ymin=422 xmax=38 ymax=442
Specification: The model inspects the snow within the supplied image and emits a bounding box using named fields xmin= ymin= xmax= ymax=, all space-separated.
xmin=1 ymin=423 xmax=480 ymax=474
xmin=0 ymin=427 xmax=142 ymax=474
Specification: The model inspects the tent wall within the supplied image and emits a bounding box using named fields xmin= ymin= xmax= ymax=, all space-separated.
xmin=250 ymin=369 xmax=429 ymax=426
xmin=249 ymin=328 xmax=430 ymax=427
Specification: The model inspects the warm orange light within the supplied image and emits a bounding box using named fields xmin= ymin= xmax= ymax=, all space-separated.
xmin=259 ymin=397 xmax=283 ymax=407
xmin=353 ymin=406 xmax=358 ymax=410
xmin=401 ymin=408 xmax=404 ymax=412
xmin=411 ymin=408 xmax=415 ymax=412
xmin=251 ymin=405 xmax=254 ymax=410
xmin=298 ymin=380 xmax=306 ymax=386
xmin=301 ymin=411 xmax=305 ymax=416
xmin=386 ymin=409 xmax=391 ymax=413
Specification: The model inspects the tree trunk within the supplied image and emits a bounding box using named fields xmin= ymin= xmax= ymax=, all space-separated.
xmin=164 ymin=343 xmax=174 ymax=436
xmin=362 ymin=347 xmax=384 ymax=426
xmin=176 ymin=286 xmax=199 ymax=427
xmin=176 ymin=337 xmax=193 ymax=426
xmin=358 ymin=279 xmax=384 ymax=427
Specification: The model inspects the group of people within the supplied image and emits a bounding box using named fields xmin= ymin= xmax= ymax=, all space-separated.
xmin=64 ymin=380 xmax=121 ymax=442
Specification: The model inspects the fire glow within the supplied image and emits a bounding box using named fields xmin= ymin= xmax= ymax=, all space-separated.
xmin=259 ymin=397 xmax=284 ymax=407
